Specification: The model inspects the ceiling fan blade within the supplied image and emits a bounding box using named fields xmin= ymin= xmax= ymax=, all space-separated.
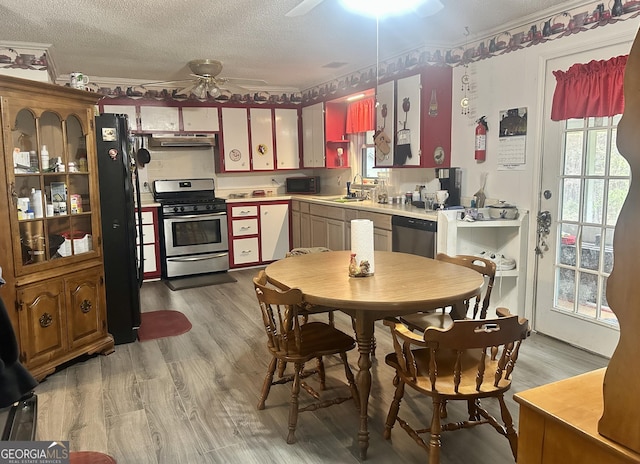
xmin=176 ymin=83 xmax=196 ymax=96
xmin=416 ymin=0 xmax=443 ymax=17
xmin=226 ymin=77 xmax=268 ymax=86
xmin=285 ymin=0 xmax=325 ymax=17
xmin=217 ymin=81 xmax=250 ymax=95
xmin=141 ymin=79 xmax=191 ymax=87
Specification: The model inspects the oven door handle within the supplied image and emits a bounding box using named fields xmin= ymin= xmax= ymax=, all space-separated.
xmin=167 ymin=212 xmax=227 ymax=220
xmin=167 ymin=253 xmax=229 ymax=262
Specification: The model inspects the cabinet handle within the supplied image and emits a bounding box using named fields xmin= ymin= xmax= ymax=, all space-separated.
xmin=39 ymin=312 xmax=53 ymax=328
xmin=80 ymin=299 xmax=92 ymax=313
xmin=240 ymin=226 xmax=251 ymax=230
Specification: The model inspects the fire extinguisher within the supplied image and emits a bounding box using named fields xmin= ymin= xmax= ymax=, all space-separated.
xmin=475 ymin=116 xmax=488 ymax=161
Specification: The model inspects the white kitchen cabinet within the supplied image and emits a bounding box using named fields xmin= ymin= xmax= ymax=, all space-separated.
xmin=232 ymin=237 xmax=260 ymax=265
xmin=250 ymin=108 xmax=275 ymax=170
xmin=181 ymin=107 xmax=219 ymax=132
xmin=274 ymin=108 xmax=300 ymax=169
xmin=260 ymin=202 xmax=290 ymax=261
xmin=140 ymin=106 xmax=180 ymax=132
xmin=302 ymin=102 xmax=325 ymax=167
xmin=228 ymin=201 xmax=290 ymax=267
xmin=221 ymin=107 xmax=251 ymax=172
xmin=395 ymin=73 xmax=421 ymax=166
xmin=102 ymin=104 xmax=138 ymax=131
xmin=436 ymin=209 xmax=529 ymax=314
xmin=136 ymin=207 xmax=160 ymax=280
xmin=229 ymin=204 xmax=259 ymax=267
xmin=374 ymin=80 xmax=394 ymax=167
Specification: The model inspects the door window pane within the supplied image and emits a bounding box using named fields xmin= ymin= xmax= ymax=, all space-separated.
xmin=561 ymin=178 xmax=581 ymax=221
xmin=556 ymin=267 xmax=575 ymax=311
xmin=564 ymin=132 xmax=583 ymax=175
xmin=583 ymin=178 xmax=604 ymax=224
xmin=580 ymin=225 xmax=601 ymax=271
xmin=577 ymin=271 xmax=598 ymax=318
xmin=586 ymin=129 xmax=607 ymax=176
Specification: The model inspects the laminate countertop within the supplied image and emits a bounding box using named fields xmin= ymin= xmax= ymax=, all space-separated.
xmin=225 ymin=194 xmax=440 ymax=221
xmin=141 ymin=192 xmax=441 ymax=222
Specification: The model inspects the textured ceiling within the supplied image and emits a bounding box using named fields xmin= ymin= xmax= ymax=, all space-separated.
xmin=0 ymin=0 xmax=588 ymax=91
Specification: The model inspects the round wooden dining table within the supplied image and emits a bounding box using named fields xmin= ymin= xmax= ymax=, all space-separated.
xmin=265 ymin=250 xmax=484 ymax=459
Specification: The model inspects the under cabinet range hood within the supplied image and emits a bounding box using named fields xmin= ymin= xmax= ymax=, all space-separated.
xmin=148 ymin=134 xmax=216 ymax=148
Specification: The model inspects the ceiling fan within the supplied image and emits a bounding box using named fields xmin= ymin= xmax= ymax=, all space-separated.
xmin=285 ymin=0 xmax=444 ymax=18
xmin=145 ymin=59 xmax=266 ymax=99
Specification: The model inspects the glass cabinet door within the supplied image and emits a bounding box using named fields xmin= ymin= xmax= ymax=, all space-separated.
xmin=11 ymin=107 xmax=96 ymax=272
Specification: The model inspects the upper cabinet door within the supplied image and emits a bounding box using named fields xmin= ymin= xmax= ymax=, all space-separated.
xmin=250 ymin=108 xmax=275 ymax=171
xmin=395 ymin=74 xmax=421 ymax=167
xmin=102 ymin=104 xmax=138 ymax=131
xmin=421 ymin=66 xmax=452 ymax=168
xmin=220 ymin=107 xmax=250 ymax=172
xmin=375 ymin=80 xmax=394 ymax=167
xmin=140 ymin=106 xmax=179 ymax=132
xmin=182 ymin=107 xmax=220 ymax=132
xmin=274 ymin=108 xmax=300 ymax=170
xmin=302 ymin=102 xmax=324 ymax=168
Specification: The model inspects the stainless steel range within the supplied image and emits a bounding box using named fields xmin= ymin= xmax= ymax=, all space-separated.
xmin=153 ymin=178 xmax=229 ymax=278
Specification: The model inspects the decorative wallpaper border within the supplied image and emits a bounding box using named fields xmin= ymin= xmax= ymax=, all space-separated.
xmin=300 ymin=1 xmax=640 ymax=103
xmin=35 ymin=1 xmax=639 ymax=106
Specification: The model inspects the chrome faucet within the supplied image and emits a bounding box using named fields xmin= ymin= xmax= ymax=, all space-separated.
xmin=352 ymin=173 xmax=363 ymax=198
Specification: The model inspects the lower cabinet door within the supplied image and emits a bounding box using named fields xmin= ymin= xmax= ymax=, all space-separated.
xmin=66 ymin=267 xmax=107 ymax=350
xmin=143 ymin=243 xmax=157 ymax=274
xmin=17 ymin=279 xmax=67 ymax=367
xmin=232 ymin=237 xmax=260 ymax=265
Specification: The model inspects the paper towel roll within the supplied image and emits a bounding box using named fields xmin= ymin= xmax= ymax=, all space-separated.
xmin=350 ymin=219 xmax=375 ymax=275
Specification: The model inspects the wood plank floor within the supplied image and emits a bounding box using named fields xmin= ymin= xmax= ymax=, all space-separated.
xmin=34 ymin=268 xmax=609 ymax=463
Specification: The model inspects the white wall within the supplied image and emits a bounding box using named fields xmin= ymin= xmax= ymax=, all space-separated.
xmin=449 ymin=18 xmax=640 ymax=318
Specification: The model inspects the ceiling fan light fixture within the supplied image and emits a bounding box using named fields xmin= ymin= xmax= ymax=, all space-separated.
xmin=208 ymin=85 xmax=220 ymax=98
xmin=192 ymin=82 xmax=207 ymax=99
xmin=188 ymin=59 xmax=223 ymax=78
xmin=339 ymin=0 xmax=428 ymax=17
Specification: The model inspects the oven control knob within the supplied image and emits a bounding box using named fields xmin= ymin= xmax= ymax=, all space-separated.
xmin=180 ymin=206 xmax=185 ymax=212
xmin=173 ymin=206 xmax=179 ymax=213
xmin=193 ymin=205 xmax=198 ymax=211
xmin=206 ymin=204 xmax=211 ymax=210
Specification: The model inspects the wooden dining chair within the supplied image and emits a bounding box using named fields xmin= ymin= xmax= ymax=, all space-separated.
xmin=253 ymin=270 xmax=360 ymax=444
xmin=400 ymin=253 xmax=497 ymax=331
xmin=382 ymin=314 xmax=530 ymax=463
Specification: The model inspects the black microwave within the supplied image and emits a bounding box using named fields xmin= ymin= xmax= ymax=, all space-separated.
xmin=285 ymin=176 xmax=320 ymax=194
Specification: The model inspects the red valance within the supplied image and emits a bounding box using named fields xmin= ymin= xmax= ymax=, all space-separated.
xmin=551 ymin=55 xmax=627 ymax=121
xmin=346 ymin=97 xmax=375 ymax=133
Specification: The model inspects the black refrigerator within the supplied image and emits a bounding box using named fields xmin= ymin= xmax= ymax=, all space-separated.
xmin=95 ymin=113 xmax=143 ymax=344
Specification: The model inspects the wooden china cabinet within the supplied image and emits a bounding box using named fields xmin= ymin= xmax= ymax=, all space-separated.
xmin=0 ymin=75 xmax=114 ymax=381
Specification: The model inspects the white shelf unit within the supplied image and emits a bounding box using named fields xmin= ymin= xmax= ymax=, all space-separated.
xmin=436 ymin=209 xmax=529 ymax=315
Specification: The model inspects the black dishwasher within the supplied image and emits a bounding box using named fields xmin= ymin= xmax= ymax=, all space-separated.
xmin=391 ymin=215 xmax=437 ymax=258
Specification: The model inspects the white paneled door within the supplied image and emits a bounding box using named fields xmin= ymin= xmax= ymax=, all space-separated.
xmin=536 ymin=43 xmax=632 ymax=357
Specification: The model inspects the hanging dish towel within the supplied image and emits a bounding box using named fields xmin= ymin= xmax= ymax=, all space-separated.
xmin=394 ymin=97 xmax=412 ymax=165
